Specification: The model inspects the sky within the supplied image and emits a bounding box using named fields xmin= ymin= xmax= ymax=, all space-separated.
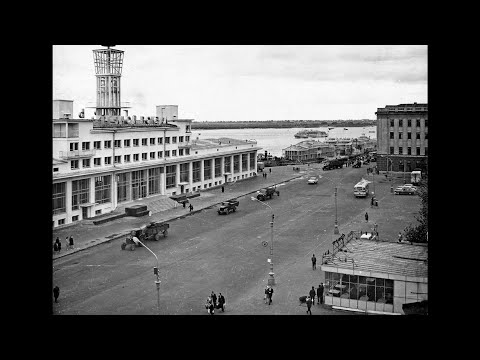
xmin=53 ymin=45 xmax=427 ymax=122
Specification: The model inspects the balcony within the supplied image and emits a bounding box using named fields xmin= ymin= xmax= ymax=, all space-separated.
xmin=59 ymin=150 xmax=96 ymax=159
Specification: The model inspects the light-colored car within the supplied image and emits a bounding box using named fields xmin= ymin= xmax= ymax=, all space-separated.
xmin=394 ymin=185 xmax=417 ymax=195
xmin=307 ymin=177 xmax=318 ymax=184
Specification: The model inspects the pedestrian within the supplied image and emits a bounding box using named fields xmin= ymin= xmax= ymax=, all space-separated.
xmin=311 ymin=254 xmax=316 ymax=270
xmin=69 ymin=236 xmax=74 ymax=250
xmin=222 ymin=186 xmax=224 ymax=193
xmin=306 ymin=296 xmax=312 ymax=314
xmin=205 ymin=297 xmax=212 ymax=314
xmin=268 ymin=286 xmax=274 ymax=305
xmin=57 ymin=238 xmax=62 ymax=252
xmin=365 ymin=212 xmax=369 ymax=222
xmin=189 ymin=203 xmax=193 ymax=212
xmin=218 ymin=293 xmax=226 ymax=312
xmin=269 ymin=168 xmax=271 ymax=173
xmin=183 ymin=201 xmax=186 ymax=208
xmin=211 ymin=291 xmax=217 ymax=308
xmin=371 ymin=197 xmax=374 ymax=206
xmin=317 ymin=284 xmax=324 ymax=305
xmin=309 ymin=286 xmax=316 ymax=305
xmin=53 ymin=286 xmax=60 ymax=303
xmin=264 ymin=286 xmax=269 ymax=304
xmin=398 ymin=232 xmax=403 ymax=243
xmin=53 ymin=241 xmax=58 ymax=253
xmin=65 ymin=236 xmax=70 ymax=251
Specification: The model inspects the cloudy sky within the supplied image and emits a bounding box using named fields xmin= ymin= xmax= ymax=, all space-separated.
xmin=53 ymin=45 xmax=427 ymax=121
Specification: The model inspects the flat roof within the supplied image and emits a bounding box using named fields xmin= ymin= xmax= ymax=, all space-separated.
xmin=323 ymin=239 xmax=428 ymax=279
xmin=191 ymin=138 xmax=258 ymax=150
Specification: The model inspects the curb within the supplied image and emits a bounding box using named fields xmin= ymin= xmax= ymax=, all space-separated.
xmin=53 ymin=174 xmax=303 ymax=261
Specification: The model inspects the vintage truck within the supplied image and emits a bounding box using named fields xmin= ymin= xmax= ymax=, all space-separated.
xmin=121 ymin=222 xmax=169 ymax=250
xmin=256 ymin=186 xmax=279 ymax=201
xmin=218 ymin=199 xmax=239 ymax=215
xmin=322 ymin=159 xmax=344 ymax=170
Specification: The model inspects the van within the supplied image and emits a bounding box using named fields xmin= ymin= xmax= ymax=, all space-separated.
xmin=411 ymin=170 xmax=422 ymax=185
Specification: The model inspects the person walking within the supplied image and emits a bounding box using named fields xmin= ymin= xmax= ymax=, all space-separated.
xmin=264 ymin=286 xmax=269 ymax=304
xmin=211 ymin=291 xmax=217 ymax=308
xmin=317 ymin=284 xmax=324 ymax=305
xmin=53 ymin=241 xmax=58 ymax=254
xmin=222 ymin=186 xmax=224 ymax=193
xmin=309 ymin=286 xmax=316 ymax=305
xmin=65 ymin=236 xmax=70 ymax=251
xmin=53 ymin=286 xmax=60 ymax=303
xmin=183 ymin=201 xmax=186 ymax=208
xmin=269 ymin=168 xmax=271 ymax=173
xmin=268 ymin=286 xmax=274 ymax=305
xmin=218 ymin=293 xmax=226 ymax=312
xmin=306 ymin=296 xmax=312 ymax=315
xmin=311 ymin=254 xmax=316 ymax=270
xmin=57 ymin=238 xmax=62 ymax=253
xmin=189 ymin=203 xmax=193 ymax=212
xmin=69 ymin=236 xmax=74 ymax=250
xmin=365 ymin=212 xmax=369 ymax=222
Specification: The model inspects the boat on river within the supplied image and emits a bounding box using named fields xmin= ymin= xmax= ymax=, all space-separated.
xmin=294 ymin=130 xmax=328 ymax=138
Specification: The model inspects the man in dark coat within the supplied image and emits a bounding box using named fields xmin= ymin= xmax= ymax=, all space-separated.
xmin=309 ymin=286 xmax=316 ymax=305
xmin=365 ymin=212 xmax=369 ymax=222
xmin=189 ymin=203 xmax=193 ymax=212
xmin=222 ymin=186 xmax=224 ymax=193
xmin=53 ymin=242 xmax=58 ymax=253
xmin=306 ymin=296 xmax=312 ymax=315
xmin=69 ymin=236 xmax=74 ymax=250
xmin=218 ymin=293 xmax=225 ymax=312
xmin=267 ymin=286 xmax=273 ymax=305
xmin=53 ymin=286 xmax=60 ymax=303
xmin=211 ymin=291 xmax=217 ymax=308
xmin=311 ymin=254 xmax=316 ymax=270
xmin=317 ymin=283 xmax=324 ymax=305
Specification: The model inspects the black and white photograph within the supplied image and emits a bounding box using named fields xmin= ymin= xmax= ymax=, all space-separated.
xmin=52 ymin=45 xmax=428 ymax=315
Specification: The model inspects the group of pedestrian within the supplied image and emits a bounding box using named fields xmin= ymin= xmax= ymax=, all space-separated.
xmin=262 ymin=172 xmax=268 ymax=179
xmin=264 ymin=285 xmax=274 ymax=305
xmin=205 ymin=291 xmax=226 ymax=314
xmin=53 ymin=236 xmax=74 ymax=253
xmin=304 ymin=284 xmax=324 ymax=315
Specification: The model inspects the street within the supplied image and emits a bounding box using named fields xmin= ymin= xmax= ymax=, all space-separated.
xmin=52 ymin=164 xmax=421 ymax=315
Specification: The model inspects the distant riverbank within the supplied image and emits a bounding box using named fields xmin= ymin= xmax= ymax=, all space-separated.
xmin=191 ymin=120 xmax=376 ymax=130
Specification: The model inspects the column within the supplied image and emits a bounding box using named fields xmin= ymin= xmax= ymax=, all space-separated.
xmin=127 ymin=172 xmax=132 ymax=202
xmin=247 ymin=152 xmax=251 ymax=174
xmin=176 ymin=163 xmax=181 ymax=189
xmin=65 ymin=180 xmax=72 ymax=223
xmin=90 ymin=177 xmax=96 ymax=217
xmin=112 ymin=172 xmax=117 ymax=210
xmin=188 ymin=161 xmax=193 ymax=191
xmin=220 ymin=157 xmax=225 ymax=180
xmin=210 ymin=158 xmax=214 ymax=181
xmin=160 ymin=167 xmax=165 ymax=195
xmin=231 ymin=155 xmax=234 ymax=177
xmin=200 ymin=159 xmax=204 ymax=188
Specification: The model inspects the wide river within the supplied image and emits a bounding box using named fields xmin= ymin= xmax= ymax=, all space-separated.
xmin=196 ymin=126 xmax=376 ymax=157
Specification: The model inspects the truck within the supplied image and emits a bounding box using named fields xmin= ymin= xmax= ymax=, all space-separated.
xmin=121 ymin=222 xmax=170 ymax=250
xmin=217 ymin=199 xmax=239 ymax=215
xmin=322 ymin=159 xmax=344 ymax=170
xmin=256 ymin=186 xmax=279 ymax=201
xmin=257 ymin=161 xmax=265 ymax=172
xmin=411 ymin=170 xmax=422 ymax=185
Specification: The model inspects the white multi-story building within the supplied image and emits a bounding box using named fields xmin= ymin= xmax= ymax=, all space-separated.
xmin=52 ymin=46 xmax=261 ymax=228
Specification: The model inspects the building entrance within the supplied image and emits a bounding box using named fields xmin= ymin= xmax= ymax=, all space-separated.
xmin=82 ymin=207 xmax=88 ymax=219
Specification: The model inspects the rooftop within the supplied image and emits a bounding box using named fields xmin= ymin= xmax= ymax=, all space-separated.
xmin=191 ymin=137 xmax=258 ymax=150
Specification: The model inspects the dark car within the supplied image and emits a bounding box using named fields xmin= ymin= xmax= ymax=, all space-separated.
xmin=394 ymin=185 xmax=417 ymax=195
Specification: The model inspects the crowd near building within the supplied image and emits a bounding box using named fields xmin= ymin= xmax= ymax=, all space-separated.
xmin=52 ymin=46 xmax=261 ymax=228
xmin=375 ymin=103 xmax=428 ymax=174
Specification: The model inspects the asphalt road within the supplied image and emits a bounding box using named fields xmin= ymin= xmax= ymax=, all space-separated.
xmin=52 ymin=164 xmax=420 ymax=315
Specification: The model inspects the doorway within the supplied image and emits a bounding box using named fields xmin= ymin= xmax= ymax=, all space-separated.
xmin=82 ymin=207 xmax=88 ymax=219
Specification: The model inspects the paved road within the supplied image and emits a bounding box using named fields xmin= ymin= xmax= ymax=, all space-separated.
xmin=52 ymin=164 xmax=420 ymax=315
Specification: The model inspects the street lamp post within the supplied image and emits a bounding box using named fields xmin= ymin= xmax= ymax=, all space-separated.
xmin=334 ymin=186 xmax=339 ymax=234
xmin=136 ymin=238 xmax=161 ymax=314
xmin=251 ymin=196 xmax=275 ymax=286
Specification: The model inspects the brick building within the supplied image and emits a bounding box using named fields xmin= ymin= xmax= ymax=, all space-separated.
xmin=375 ymin=103 xmax=428 ymax=174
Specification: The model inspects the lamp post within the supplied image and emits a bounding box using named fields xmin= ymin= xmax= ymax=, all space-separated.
xmin=136 ymin=238 xmax=161 ymax=314
xmin=251 ymin=196 xmax=275 ymax=286
xmin=334 ymin=186 xmax=339 ymax=234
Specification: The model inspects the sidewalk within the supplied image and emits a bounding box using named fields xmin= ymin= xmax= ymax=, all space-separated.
xmin=52 ymin=167 xmax=305 ymax=260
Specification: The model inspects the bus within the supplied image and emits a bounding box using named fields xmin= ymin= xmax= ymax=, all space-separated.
xmin=354 ymin=178 xmax=371 ymax=198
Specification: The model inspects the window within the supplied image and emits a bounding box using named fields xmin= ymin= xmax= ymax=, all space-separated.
xmin=82 ymin=142 xmax=90 ymax=150
xmin=150 ymin=138 xmax=155 ymax=145
xmin=185 ymin=149 xmax=190 ymax=155
xmin=58 ymin=219 xmax=65 ymax=225
xmin=114 ymin=140 xmax=121 ymax=148
xmin=94 ymin=158 xmax=101 ymax=166
xmin=390 ymin=119 xmax=394 ymax=127
xmin=180 ymin=163 xmax=189 ymax=183
xmin=242 ymin=154 xmax=248 ymax=172
xmin=399 ymin=119 xmax=403 ymax=127
xmin=72 ymin=215 xmax=79 ymax=222
xmin=67 ymin=123 xmax=79 ymax=138
xmin=131 ymin=170 xmax=147 ymax=200
xmin=179 ymin=136 xmax=184 ymax=143
xmin=233 ymin=155 xmax=240 ymax=173
xmin=166 ymin=165 xmax=176 ymax=189
xmin=150 ymin=152 xmax=155 ymax=160
xmin=69 ymin=142 xmax=79 ymax=151
xmin=416 ymin=133 xmax=420 ymax=139
xmin=142 ymin=153 xmax=147 ymax=160
xmin=114 ymin=156 xmax=121 ymax=164
xmin=94 ymin=141 xmax=101 ymax=150
xmin=172 ymin=150 xmax=177 ymax=156
xmin=53 ymin=123 xmax=66 ymax=138
xmin=95 ymin=175 xmax=111 ymax=204
xmin=104 ymin=156 xmax=112 ymax=165
xmin=204 ymin=159 xmax=212 ymax=180
xmin=158 ymin=151 xmax=163 ymax=158
xmin=193 ymin=161 xmax=201 ymax=182
xmin=133 ymin=139 xmax=139 ymax=147
xmin=398 ymin=132 xmax=402 ymax=139
xmin=250 ymin=153 xmax=255 ymax=170
xmin=399 ymin=146 xmax=403 ymax=154
xmin=390 ymin=132 xmax=394 ymax=139
xmin=82 ymin=159 xmax=90 ymax=168
xmin=142 ymin=138 xmax=147 ymax=146
xmin=417 ymin=119 xmax=421 ymax=127
xmin=390 ymin=147 xmax=394 ymax=155
xmin=165 ymin=150 xmax=170 ymax=157
xmin=179 ymin=149 xmax=184 ymax=156
xmin=52 ymin=182 xmax=66 ymax=215
xmin=407 ymin=147 xmax=411 ymax=155
xmin=425 ymin=132 xmax=428 ymax=140
xmin=224 ymin=156 xmax=231 ymax=173
xmin=71 ymin=160 xmax=79 ymax=170
xmin=425 ymin=119 xmax=428 ymax=127
xmin=158 ymin=137 xmax=163 ymax=144
xmin=425 ymin=147 xmax=428 ymax=156
xmin=133 ymin=154 xmax=139 ymax=162
xmin=165 ymin=137 xmax=170 ymax=144
xmin=186 ymin=136 xmax=190 ymax=142
xmin=186 ymin=125 xmax=191 ymax=132
xmin=72 ymin=179 xmax=90 ymax=210
xmin=416 ymin=147 xmax=420 ymax=155
xmin=104 ymin=140 xmax=111 ymax=149
xmin=407 ymin=119 xmax=411 ymax=127
xmin=53 ymin=167 xmax=59 ymax=172
xmin=148 ymin=168 xmax=161 ymax=195
xmin=117 ymin=173 xmax=130 ymax=203
xmin=124 ymin=139 xmax=130 ymax=147
xmin=172 ymin=136 xmax=177 ymax=144
xmin=407 ymin=132 xmax=411 ymax=139
xmin=124 ymin=155 xmax=130 ymax=163
xmin=95 ymin=210 xmax=101 ymax=215
xmin=215 ymin=158 xmax=221 ymax=177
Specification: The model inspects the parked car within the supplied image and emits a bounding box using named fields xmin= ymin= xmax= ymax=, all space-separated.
xmin=394 ymin=185 xmax=417 ymax=195
xmin=307 ymin=177 xmax=318 ymax=184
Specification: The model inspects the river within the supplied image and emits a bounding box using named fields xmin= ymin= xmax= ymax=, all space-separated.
xmin=195 ymin=127 xmax=376 ymax=157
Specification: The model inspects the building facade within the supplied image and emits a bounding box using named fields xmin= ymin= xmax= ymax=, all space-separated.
xmin=376 ymin=103 xmax=428 ymax=174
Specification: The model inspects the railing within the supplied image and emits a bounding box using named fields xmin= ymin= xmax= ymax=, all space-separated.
xmin=59 ymin=150 xmax=96 ymax=159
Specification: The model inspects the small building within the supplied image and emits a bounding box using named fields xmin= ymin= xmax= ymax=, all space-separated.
xmin=282 ymin=140 xmax=333 ymax=162
xmin=320 ymin=231 xmax=428 ymax=315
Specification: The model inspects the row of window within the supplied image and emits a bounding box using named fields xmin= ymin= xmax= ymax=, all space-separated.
xmin=389 ymin=132 xmax=429 ymax=140
xmin=70 ymin=136 xmax=190 ymax=151
xmin=70 ymin=149 xmax=191 ymax=169
xmin=389 ymin=146 xmax=428 ymax=155
xmin=389 ymin=119 xmax=428 ymax=127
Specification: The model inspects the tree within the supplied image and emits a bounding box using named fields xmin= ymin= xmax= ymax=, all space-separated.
xmin=403 ymin=175 xmax=428 ymax=243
